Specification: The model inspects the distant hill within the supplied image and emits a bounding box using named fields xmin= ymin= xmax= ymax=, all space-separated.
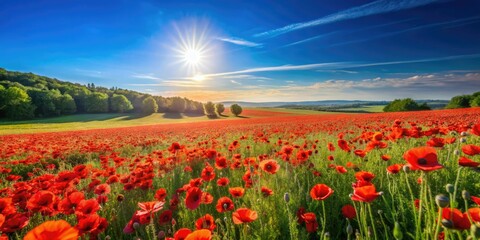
xmin=222 ymin=100 xmax=448 ymax=108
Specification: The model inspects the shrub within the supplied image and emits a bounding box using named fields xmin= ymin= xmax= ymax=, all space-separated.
xmin=230 ymin=104 xmax=243 ymax=116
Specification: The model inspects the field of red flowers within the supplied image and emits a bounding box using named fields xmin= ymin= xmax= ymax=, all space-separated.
xmin=1 ymin=108 xmax=480 ymax=240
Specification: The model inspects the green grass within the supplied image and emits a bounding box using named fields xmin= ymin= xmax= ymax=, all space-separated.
xmin=335 ymin=105 xmax=386 ymax=113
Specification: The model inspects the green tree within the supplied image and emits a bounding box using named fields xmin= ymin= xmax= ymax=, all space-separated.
xmin=203 ymin=101 xmax=217 ymax=117
xmin=0 ymin=85 xmax=6 ymax=117
xmin=56 ymin=93 xmax=77 ymax=114
xmin=167 ymin=97 xmax=187 ymax=113
xmin=142 ymin=96 xmax=158 ymax=114
xmin=85 ymin=92 xmax=109 ymax=113
xmin=215 ymin=103 xmax=225 ymax=115
xmin=383 ymin=98 xmax=429 ymax=112
xmin=230 ymin=104 xmax=243 ymax=116
xmin=471 ymin=95 xmax=480 ymax=107
xmin=446 ymin=95 xmax=472 ymax=109
xmin=65 ymin=87 xmax=91 ymax=113
xmin=3 ymin=87 xmax=35 ymax=120
xmin=110 ymin=94 xmax=133 ymax=113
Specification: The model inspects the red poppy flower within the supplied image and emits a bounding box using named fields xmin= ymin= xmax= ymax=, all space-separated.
xmin=471 ymin=123 xmax=480 ymax=136
xmin=462 ymin=144 xmax=480 ymax=156
xmin=261 ymin=186 xmax=274 ymax=197
xmin=185 ymin=229 xmax=212 ymax=240
xmin=229 ymin=187 xmax=245 ymax=198
xmin=174 ymin=228 xmax=192 ymax=240
xmin=426 ymin=137 xmax=445 ymax=148
xmin=75 ymin=214 xmax=103 ymax=234
xmin=341 ymin=204 xmax=356 ymax=219
xmin=441 ymin=208 xmax=470 ymax=230
xmin=381 ymin=154 xmax=391 ymax=161
xmin=0 ymin=213 xmax=29 ymax=233
xmin=296 ymin=207 xmax=306 ymax=224
xmin=310 ymin=184 xmax=334 ymax=201
xmin=354 ymin=149 xmax=367 ymax=158
xmin=201 ymin=165 xmax=215 ymax=182
xmin=155 ymin=188 xmax=167 ymax=202
xmin=185 ymin=187 xmax=202 ymax=210
xmin=158 ymin=210 xmax=173 ymax=225
xmin=94 ymin=183 xmax=111 ymax=195
xmin=337 ymin=139 xmax=351 ymax=152
xmin=468 ymin=208 xmax=480 ymax=222
xmin=138 ymin=201 xmax=164 ymax=215
xmin=24 ymin=220 xmax=78 ymax=240
xmin=259 ymin=159 xmax=280 ymax=174
xmin=386 ymin=164 xmax=403 ymax=174
xmin=351 ymin=185 xmax=381 ymax=203
xmin=75 ymin=199 xmax=100 ymax=217
xmin=472 ymin=196 xmax=480 ymax=205
xmin=195 ymin=214 xmax=216 ymax=231
xmin=355 ymin=171 xmax=375 ymax=182
xmin=336 ymin=165 xmax=347 ymax=174
xmin=232 ymin=208 xmax=258 ymax=224
xmin=216 ymin=177 xmax=229 ymax=186
xmin=26 ymin=190 xmax=57 ymax=215
xmin=0 ymin=198 xmax=16 ymax=216
xmin=403 ymin=147 xmax=443 ymax=171
xmin=201 ymin=192 xmax=213 ymax=204
xmin=302 ymin=212 xmax=318 ymax=233
xmin=459 ymin=156 xmax=480 ymax=167
xmin=215 ymin=197 xmax=234 ymax=213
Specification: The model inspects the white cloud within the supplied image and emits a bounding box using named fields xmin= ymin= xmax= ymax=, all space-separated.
xmin=254 ymin=0 xmax=444 ymax=38
xmin=131 ymin=74 xmax=162 ymax=80
xmin=216 ymin=37 xmax=263 ymax=47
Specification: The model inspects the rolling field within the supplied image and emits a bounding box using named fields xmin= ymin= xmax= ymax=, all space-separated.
xmin=0 ymin=108 xmax=480 ymax=239
xmin=0 ymin=108 xmax=327 ymax=135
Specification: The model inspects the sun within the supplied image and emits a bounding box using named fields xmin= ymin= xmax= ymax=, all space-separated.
xmin=184 ymin=48 xmax=202 ymax=66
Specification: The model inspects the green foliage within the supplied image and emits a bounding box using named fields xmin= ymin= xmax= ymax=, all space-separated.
xmin=203 ymin=101 xmax=217 ymax=117
xmin=470 ymin=95 xmax=480 ymax=107
xmin=110 ymin=94 xmax=133 ymax=113
xmin=215 ymin=103 xmax=225 ymax=115
xmin=86 ymin=92 xmax=109 ymax=113
xmin=56 ymin=93 xmax=77 ymax=114
xmin=446 ymin=95 xmax=472 ymax=109
xmin=3 ymin=87 xmax=36 ymax=120
xmin=0 ymin=68 xmax=204 ymax=120
xmin=383 ymin=98 xmax=430 ymax=112
xmin=142 ymin=96 xmax=158 ymax=114
xmin=230 ymin=103 xmax=243 ymax=116
xmin=167 ymin=97 xmax=187 ymax=113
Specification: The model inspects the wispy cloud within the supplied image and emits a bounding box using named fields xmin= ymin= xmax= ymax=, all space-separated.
xmin=216 ymin=37 xmax=263 ymax=47
xmin=131 ymin=74 xmax=162 ymax=80
xmin=221 ymin=74 xmax=272 ymax=80
xmin=331 ymin=16 xmax=480 ymax=47
xmin=199 ymin=53 xmax=480 ymax=78
xmin=254 ymin=0 xmax=444 ymax=38
xmin=129 ymin=80 xmax=203 ymax=88
xmin=230 ymin=80 xmax=241 ymax=85
xmin=282 ymin=31 xmax=340 ymax=48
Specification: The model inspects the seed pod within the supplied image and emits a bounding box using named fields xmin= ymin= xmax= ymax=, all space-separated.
xmin=435 ymin=194 xmax=450 ymax=208
xmin=453 ymin=149 xmax=460 ymax=156
xmin=393 ymin=222 xmax=403 ymax=240
xmin=157 ymin=231 xmax=165 ymax=239
xmin=133 ymin=222 xmax=140 ymax=230
xmin=462 ymin=190 xmax=470 ymax=200
xmin=460 ymin=137 xmax=467 ymax=143
xmin=284 ymin=192 xmax=290 ymax=203
xmin=346 ymin=223 xmax=353 ymax=235
xmin=442 ymin=219 xmax=453 ymax=229
xmin=402 ymin=165 xmax=410 ymax=173
xmin=445 ymin=184 xmax=455 ymax=194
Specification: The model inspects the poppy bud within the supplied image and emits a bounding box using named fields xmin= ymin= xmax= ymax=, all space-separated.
xmin=435 ymin=194 xmax=450 ymax=208
xmin=402 ymin=165 xmax=410 ymax=173
xmin=158 ymin=230 xmax=165 ymax=239
xmin=224 ymin=217 xmax=227 ymax=222
xmin=133 ymin=222 xmax=140 ymax=230
xmin=450 ymin=131 xmax=457 ymax=135
xmin=471 ymin=223 xmax=480 ymax=238
xmin=324 ymin=232 xmax=330 ymax=239
xmin=393 ymin=222 xmax=403 ymax=240
xmin=377 ymin=210 xmax=383 ymax=215
xmin=284 ymin=192 xmax=290 ymax=203
xmin=462 ymin=190 xmax=470 ymax=200
xmin=460 ymin=137 xmax=467 ymax=143
xmin=445 ymin=184 xmax=455 ymax=194
xmin=368 ymin=226 xmax=372 ymax=237
xmin=346 ymin=223 xmax=353 ymax=235
xmin=105 ymin=236 xmax=111 ymax=240
xmin=453 ymin=149 xmax=460 ymax=156
xmin=171 ymin=218 xmax=176 ymax=226
xmin=441 ymin=219 xmax=453 ymax=229
xmin=461 ymin=132 xmax=468 ymax=136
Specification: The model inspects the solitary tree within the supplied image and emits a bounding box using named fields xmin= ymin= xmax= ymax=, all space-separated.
xmin=110 ymin=94 xmax=133 ymax=113
xmin=230 ymin=104 xmax=243 ymax=116
xmin=215 ymin=103 xmax=225 ymax=116
xmin=203 ymin=101 xmax=217 ymax=117
xmin=142 ymin=96 xmax=158 ymax=114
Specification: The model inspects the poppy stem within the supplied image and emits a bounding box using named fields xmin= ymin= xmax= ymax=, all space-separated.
xmin=452 ymin=168 xmax=462 ymax=206
xmin=433 ymin=207 xmax=442 ymax=240
xmin=367 ymin=203 xmax=378 ymax=240
xmin=415 ymin=171 xmax=425 ymax=240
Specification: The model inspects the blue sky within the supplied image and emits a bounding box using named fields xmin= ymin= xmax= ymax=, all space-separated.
xmin=1 ymin=0 xmax=480 ymax=102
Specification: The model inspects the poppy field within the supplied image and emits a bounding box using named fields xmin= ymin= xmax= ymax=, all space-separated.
xmin=1 ymin=108 xmax=480 ymax=240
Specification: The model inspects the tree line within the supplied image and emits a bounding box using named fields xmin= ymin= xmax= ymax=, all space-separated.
xmin=445 ymin=92 xmax=480 ymax=109
xmin=0 ymin=68 xmax=206 ymax=120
